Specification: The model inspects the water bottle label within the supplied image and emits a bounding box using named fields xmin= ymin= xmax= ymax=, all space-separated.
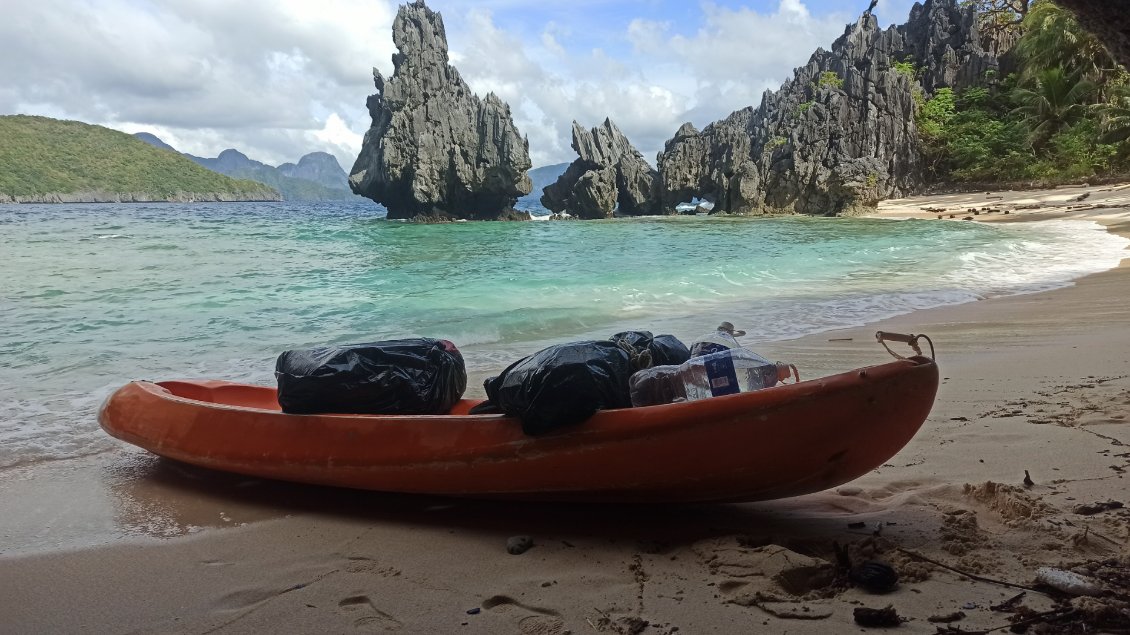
xmin=704 ymin=354 xmax=740 ymax=397
xmin=694 ymin=342 xmax=730 ymax=356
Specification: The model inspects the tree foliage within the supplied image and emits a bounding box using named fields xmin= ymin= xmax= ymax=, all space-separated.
xmin=964 ymin=0 xmax=1030 ymax=38
xmin=817 ymin=71 xmax=844 ymax=90
xmin=1011 ymin=67 xmax=1095 ymax=146
xmin=1100 ymin=85 xmax=1130 ymax=144
xmin=1014 ymin=1 xmax=1117 ymax=83
xmin=919 ymin=1 xmax=1129 ymax=184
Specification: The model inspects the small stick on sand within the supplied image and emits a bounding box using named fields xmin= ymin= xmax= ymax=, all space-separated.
xmin=895 ymin=548 xmax=1049 ymax=595
xmin=980 ymin=608 xmax=1077 ymax=635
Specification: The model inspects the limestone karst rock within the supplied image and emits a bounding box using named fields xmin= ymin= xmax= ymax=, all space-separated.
xmin=657 ymin=0 xmax=1002 ymax=216
xmin=541 ymin=119 xmax=659 ymax=219
xmin=349 ymin=0 xmax=532 ymax=220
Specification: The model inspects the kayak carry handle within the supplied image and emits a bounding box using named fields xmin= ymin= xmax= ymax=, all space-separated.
xmin=875 ymin=331 xmax=935 ymax=361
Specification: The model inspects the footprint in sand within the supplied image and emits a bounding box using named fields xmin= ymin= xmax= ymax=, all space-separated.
xmin=482 ymin=595 xmax=566 ymax=635
xmin=338 ymin=595 xmax=403 ymax=631
xmin=344 ymin=556 xmax=402 ymax=578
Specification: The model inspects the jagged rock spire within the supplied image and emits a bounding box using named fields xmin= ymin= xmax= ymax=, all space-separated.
xmin=541 ymin=118 xmax=659 ymax=219
xmin=349 ymin=0 xmax=532 ymax=220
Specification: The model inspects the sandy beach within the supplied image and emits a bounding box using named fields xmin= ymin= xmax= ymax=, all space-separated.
xmin=3 ymin=183 xmax=1130 ymax=634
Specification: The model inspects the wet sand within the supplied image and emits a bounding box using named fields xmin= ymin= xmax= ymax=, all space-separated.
xmin=2 ymin=183 xmax=1129 ymax=634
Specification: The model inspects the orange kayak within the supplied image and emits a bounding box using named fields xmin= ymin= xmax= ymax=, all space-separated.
xmin=98 ymin=355 xmax=938 ymax=503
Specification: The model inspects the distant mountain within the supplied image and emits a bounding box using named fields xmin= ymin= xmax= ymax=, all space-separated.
xmin=134 ymin=134 xmax=355 ymax=202
xmin=278 ymin=152 xmax=349 ymax=191
xmin=515 ymin=161 xmax=565 ymax=206
xmin=133 ymin=131 xmax=178 ymax=153
xmin=521 ymin=163 xmax=569 ymax=202
xmin=513 ymin=163 xmax=568 ymax=215
xmin=0 ymin=116 xmax=280 ymax=203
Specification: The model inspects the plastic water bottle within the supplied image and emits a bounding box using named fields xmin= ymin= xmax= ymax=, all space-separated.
xmin=689 ymin=321 xmax=744 ymax=357
xmin=629 ymin=348 xmax=796 ymax=407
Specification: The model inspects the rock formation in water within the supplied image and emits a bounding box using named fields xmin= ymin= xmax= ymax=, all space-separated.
xmin=657 ymin=0 xmax=1003 ymax=216
xmin=541 ymin=119 xmax=659 ymax=219
xmin=350 ymin=0 xmax=532 ymax=220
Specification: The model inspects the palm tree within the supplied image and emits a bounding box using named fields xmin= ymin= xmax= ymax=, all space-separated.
xmin=1011 ymin=67 xmax=1096 ymax=148
xmin=1015 ymin=1 xmax=1115 ymax=81
xmin=1099 ymin=85 xmax=1130 ymax=144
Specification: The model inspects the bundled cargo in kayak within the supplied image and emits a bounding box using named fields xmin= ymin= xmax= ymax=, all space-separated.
xmin=97 ymin=332 xmax=938 ymax=503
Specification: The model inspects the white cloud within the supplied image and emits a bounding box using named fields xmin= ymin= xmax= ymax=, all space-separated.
xmin=0 ymin=0 xmax=395 ymax=169
xmin=449 ymin=0 xmax=849 ymax=166
xmin=874 ymin=0 xmax=919 ymax=27
xmin=1 ymin=0 xmax=858 ymax=171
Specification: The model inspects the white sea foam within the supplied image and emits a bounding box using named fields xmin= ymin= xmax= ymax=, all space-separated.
xmin=942 ymin=220 xmax=1127 ymax=297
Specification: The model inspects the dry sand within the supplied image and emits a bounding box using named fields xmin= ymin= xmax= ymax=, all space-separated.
xmin=3 ymin=183 xmax=1130 ymax=634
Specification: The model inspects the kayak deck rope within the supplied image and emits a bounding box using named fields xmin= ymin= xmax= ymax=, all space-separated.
xmin=616 ymin=338 xmax=654 ymax=371
xmin=875 ymin=331 xmax=935 ymax=361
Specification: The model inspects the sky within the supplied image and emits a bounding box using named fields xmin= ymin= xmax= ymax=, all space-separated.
xmin=0 ymin=0 xmax=919 ymax=171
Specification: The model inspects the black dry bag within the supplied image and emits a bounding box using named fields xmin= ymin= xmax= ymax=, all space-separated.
xmin=275 ymin=338 xmax=467 ymax=415
xmin=481 ymin=340 xmax=635 ymax=435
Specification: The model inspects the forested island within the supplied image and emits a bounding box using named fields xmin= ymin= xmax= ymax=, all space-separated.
xmin=0 ymin=116 xmax=281 ymax=203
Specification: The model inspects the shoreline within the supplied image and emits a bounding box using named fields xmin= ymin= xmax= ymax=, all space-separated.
xmin=3 ymin=182 xmax=1129 ymax=633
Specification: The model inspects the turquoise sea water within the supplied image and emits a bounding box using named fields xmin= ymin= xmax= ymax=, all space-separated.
xmin=1 ymin=200 xmax=1126 ymax=468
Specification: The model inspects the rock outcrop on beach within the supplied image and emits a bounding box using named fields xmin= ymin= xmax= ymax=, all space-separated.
xmin=350 ymin=0 xmax=533 ymax=220
xmin=657 ymin=0 xmax=1002 ymax=216
xmin=541 ymin=119 xmax=659 ymax=219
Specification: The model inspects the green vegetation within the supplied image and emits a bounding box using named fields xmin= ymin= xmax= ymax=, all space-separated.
xmin=0 ymin=116 xmax=279 ymax=200
xmin=765 ymin=136 xmax=788 ymax=151
xmin=919 ymin=1 xmax=1130 ymax=183
xmin=1101 ymin=85 xmax=1130 ymax=143
xmin=797 ymin=100 xmax=814 ymax=114
xmin=893 ymin=58 xmax=918 ymax=80
xmin=817 ymin=71 xmax=844 ymax=90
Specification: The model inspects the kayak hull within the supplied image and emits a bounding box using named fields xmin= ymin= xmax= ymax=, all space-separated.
xmin=98 ymin=357 xmax=938 ymax=503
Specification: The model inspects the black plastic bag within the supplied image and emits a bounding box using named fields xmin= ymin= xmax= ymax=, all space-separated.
xmin=480 ymin=340 xmax=634 ymax=435
xmin=610 ymin=330 xmax=691 ymax=366
xmin=276 ymin=338 xmax=467 ymax=415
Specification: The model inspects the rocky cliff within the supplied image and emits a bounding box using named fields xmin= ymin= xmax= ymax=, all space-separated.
xmin=350 ymin=0 xmax=532 ymax=220
xmin=541 ymin=119 xmax=659 ymax=219
xmin=657 ymin=0 xmax=1001 ymax=216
